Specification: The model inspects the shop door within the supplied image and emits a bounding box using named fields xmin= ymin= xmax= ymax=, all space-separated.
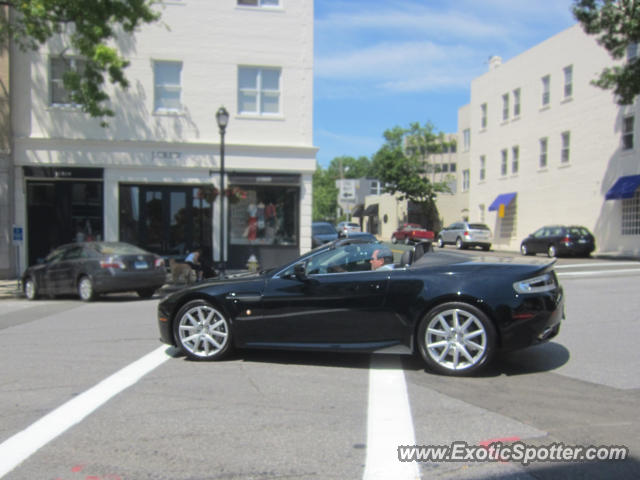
xmin=139 ymin=187 xmax=191 ymax=256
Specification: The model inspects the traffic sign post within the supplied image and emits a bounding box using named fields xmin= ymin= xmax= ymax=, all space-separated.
xmin=12 ymin=225 xmax=23 ymax=288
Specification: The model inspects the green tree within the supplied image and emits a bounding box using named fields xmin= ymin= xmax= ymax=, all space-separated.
xmin=371 ymin=122 xmax=451 ymax=229
xmin=312 ymin=155 xmax=373 ymax=222
xmin=0 ymin=0 xmax=161 ymax=123
xmin=573 ymin=0 xmax=640 ymax=104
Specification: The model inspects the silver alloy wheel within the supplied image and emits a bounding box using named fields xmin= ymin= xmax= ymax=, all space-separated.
xmin=78 ymin=276 xmax=94 ymax=301
xmin=24 ymin=278 xmax=36 ymax=300
xmin=425 ymin=308 xmax=487 ymax=371
xmin=391 ymin=235 xmax=397 ymax=244
xmin=456 ymin=237 xmax=463 ymax=249
xmin=437 ymin=237 xmax=444 ymax=248
xmin=177 ymin=304 xmax=229 ymax=359
xmin=548 ymin=245 xmax=557 ymax=257
xmin=520 ymin=244 xmax=528 ymax=255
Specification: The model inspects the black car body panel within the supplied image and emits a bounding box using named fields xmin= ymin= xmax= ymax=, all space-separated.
xmin=158 ymin=242 xmax=564 ymax=362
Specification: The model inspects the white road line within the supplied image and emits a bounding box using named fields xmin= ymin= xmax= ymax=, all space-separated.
xmin=555 ymin=262 xmax=640 ymax=269
xmin=557 ymin=268 xmax=640 ymax=278
xmin=363 ymin=356 xmax=420 ymax=480
xmin=0 ymin=346 xmax=172 ymax=478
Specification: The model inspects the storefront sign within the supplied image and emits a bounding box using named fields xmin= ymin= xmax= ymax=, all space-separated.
xmin=23 ymin=167 xmax=104 ymax=179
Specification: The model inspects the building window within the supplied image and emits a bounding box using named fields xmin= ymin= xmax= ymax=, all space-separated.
xmin=563 ymin=65 xmax=573 ymax=98
xmin=238 ymin=0 xmax=280 ymax=6
xmin=539 ymin=138 xmax=548 ymax=168
xmin=628 ymin=43 xmax=638 ymax=62
xmin=622 ymin=190 xmax=640 ymax=235
xmin=238 ymin=66 xmax=281 ymax=115
xmin=463 ymin=129 xmax=470 ymax=152
xmin=481 ymin=103 xmax=487 ymax=129
xmin=479 ymin=155 xmax=486 ymax=181
xmin=541 ymin=75 xmax=551 ymax=106
xmin=154 ymin=61 xmax=182 ymax=112
xmin=500 ymin=149 xmax=508 ymax=176
xmin=623 ymin=115 xmax=634 ymax=150
xmin=561 ymin=131 xmax=571 ymax=163
xmin=369 ymin=180 xmax=381 ymax=195
xmin=449 ymin=163 xmax=457 ymax=173
xmin=512 ymin=146 xmax=519 ymax=174
xmin=502 ymin=93 xmax=509 ymax=121
xmin=50 ymin=56 xmax=87 ymax=105
xmin=513 ymin=88 xmax=521 ymax=117
xmin=462 ymin=170 xmax=470 ymax=192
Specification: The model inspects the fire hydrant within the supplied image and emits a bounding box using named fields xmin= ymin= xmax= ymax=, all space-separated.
xmin=246 ymin=254 xmax=259 ymax=272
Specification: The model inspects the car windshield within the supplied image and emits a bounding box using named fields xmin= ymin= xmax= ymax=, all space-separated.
xmin=313 ymin=224 xmax=336 ymax=235
xmin=92 ymin=242 xmax=150 ymax=255
xmin=469 ymin=224 xmax=490 ymax=230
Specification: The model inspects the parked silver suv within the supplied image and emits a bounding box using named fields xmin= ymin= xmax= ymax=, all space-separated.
xmin=437 ymin=222 xmax=492 ymax=251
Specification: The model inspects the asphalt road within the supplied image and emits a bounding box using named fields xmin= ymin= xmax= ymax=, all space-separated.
xmin=0 ymin=253 xmax=639 ymax=479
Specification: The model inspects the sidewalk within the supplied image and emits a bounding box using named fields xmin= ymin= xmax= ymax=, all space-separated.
xmin=0 ymin=278 xmax=23 ymax=300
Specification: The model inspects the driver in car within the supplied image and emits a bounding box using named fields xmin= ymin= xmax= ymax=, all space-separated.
xmin=370 ymin=246 xmax=394 ymax=271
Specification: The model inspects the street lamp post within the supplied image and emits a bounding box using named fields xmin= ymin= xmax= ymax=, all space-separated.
xmin=216 ymin=106 xmax=229 ymax=275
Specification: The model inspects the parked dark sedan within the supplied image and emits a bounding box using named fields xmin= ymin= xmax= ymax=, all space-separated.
xmin=23 ymin=242 xmax=167 ymax=301
xmin=157 ymin=239 xmax=564 ymax=376
xmin=311 ymin=221 xmax=339 ymax=247
xmin=520 ymin=225 xmax=596 ymax=257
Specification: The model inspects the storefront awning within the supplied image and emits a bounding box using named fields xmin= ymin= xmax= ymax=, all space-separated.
xmin=351 ymin=204 xmax=364 ymax=217
xmin=605 ymin=175 xmax=640 ymax=200
xmin=488 ymin=192 xmax=517 ymax=211
xmin=364 ymin=203 xmax=379 ymax=216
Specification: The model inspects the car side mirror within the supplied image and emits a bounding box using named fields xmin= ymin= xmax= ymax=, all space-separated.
xmin=293 ymin=262 xmax=308 ymax=282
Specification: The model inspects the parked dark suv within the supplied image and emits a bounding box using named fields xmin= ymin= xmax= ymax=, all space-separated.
xmin=520 ymin=225 xmax=596 ymax=257
xmin=437 ymin=222 xmax=492 ymax=251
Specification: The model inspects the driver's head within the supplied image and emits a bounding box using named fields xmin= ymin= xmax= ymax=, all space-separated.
xmin=370 ymin=245 xmax=393 ymax=269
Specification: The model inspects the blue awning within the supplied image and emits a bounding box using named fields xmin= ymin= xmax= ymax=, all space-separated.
xmin=488 ymin=192 xmax=517 ymax=211
xmin=605 ymin=175 xmax=640 ymax=200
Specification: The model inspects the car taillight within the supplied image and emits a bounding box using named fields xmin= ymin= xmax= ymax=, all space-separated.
xmin=155 ymin=258 xmax=165 ymax=268
xmin=562 ymin=236 xmax=571 ymax=245
xmin=463 ymin=231 xmax=470 ymax=237
xmin=100 ymin=257 xmax=125 ymax=269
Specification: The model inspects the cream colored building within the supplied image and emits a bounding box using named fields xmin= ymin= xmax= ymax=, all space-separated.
xmin=465 ymin=25 xmax=639 ymax=254
xmin=6 ymin=0 xmax=316 ymax=276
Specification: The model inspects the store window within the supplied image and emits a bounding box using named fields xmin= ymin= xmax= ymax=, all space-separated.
xmin=228 ymin=185 xmax=298 ymax=246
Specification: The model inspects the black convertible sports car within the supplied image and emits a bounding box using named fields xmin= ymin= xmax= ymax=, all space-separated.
xmin=157 ymin=239 xmax=564 ymax=376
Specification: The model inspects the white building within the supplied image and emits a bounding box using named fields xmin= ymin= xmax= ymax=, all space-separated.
xmin=465 ymin=25 xmax=639 ymax=255
xmin=5 ymin=0 xmax=316 ymax=276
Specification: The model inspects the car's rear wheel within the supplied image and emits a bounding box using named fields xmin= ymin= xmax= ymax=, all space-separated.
xmin=174 ymin=300 xmax=232 ymax=361
xmin=24 ymin=277 xmax=39 ymax=300
xmin=417 ymin=302 xmax=496 ymax=376
xmin=481 ymin=244 xmax=491 ymax=251
xmin=137 ymin=288 xmax=156 ymax=299
xmin=78 ymin=276 xmax=96 ymax=302
xmin=437 ymin=237 xmax=444 ymax=248
xmin=391 ymin=235 xmax=397 ymax=244
xmin=404 ymin=236 xmax=411 ymax=245
xmin=547 ymin=244 xmax=557 ymax=258
xmin=455 ymin=237 xmax=465 ymax=249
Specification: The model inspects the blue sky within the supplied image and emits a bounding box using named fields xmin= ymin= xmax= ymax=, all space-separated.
xmin=313 ymin=0 xmax=578 ymax=167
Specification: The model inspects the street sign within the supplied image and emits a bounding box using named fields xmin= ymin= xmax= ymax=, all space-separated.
xmin=12 ymin=225 xmax=23 ymax=244
xmin=339 ymin=179 xmax=356 ymax=202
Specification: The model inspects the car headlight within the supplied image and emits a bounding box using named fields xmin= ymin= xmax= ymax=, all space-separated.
xmin=513 ymin=272 xmax=556 ymax=294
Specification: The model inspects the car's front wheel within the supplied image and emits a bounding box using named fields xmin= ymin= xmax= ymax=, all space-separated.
xmin=437 ymin=237 xmax=444 ymax=248
xmin=174 ymin=300 xmax=232 ymax=361
xmin=24 ymin=277 xmax=39 ymax=300
xmin=404 ymin=236 xmax=411 ymax=245
xmin=520 ymin=243 xmax=531 ymax=256
xmin=391 ymin=235 xmax=397 ymax=244
xmin=77 ymin=276 xmax=96 ymax=301
xmin=417 ymin=302 xmax=496 ymax=376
